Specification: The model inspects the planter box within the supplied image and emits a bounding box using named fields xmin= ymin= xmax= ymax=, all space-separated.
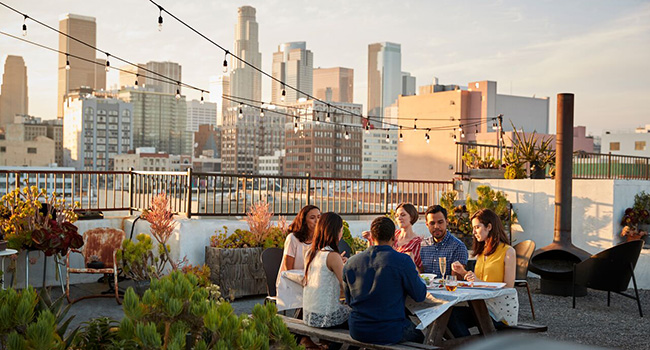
xmin=205 ymin=246 xmax=267 ymax=299
xmin=469 ymin=169 xmax=505 ymax=179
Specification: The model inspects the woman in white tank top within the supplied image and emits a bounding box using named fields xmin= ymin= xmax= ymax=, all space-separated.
xmin=303 ymin=212 xmax=350 ymax=328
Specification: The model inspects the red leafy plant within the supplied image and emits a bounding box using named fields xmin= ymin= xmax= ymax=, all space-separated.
xmin=0 ymin=185 xmax=82 ymax=256
xmin=140 ymin=193 xmax=178 ymax=270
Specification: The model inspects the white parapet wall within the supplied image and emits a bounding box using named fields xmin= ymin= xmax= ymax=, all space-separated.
xmin=462 ymin=179 xmax=650 ymax=289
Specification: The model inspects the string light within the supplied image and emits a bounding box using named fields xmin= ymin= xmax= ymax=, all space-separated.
xmin=200 ymin=91 xmax=205 ymax=104
xmin=105 ymin=53 xmax=110 ymax=72
xmin=260 ymin=108 xmax=264 ymax=117
xmin=175 ymin=82 xmax=181 ymax=100
xmin=414 ymin=118 xmax=418 ymax=132
xmin=385 ymin=132 xmax=390 ymax=143
xmin=134 ymin=74 xmax=139 ymax=88
xmin=281 ymin=85 xmax=286 ymax=102
xmin=326 ymin=109 xmax=331 ymax=123
xmin=399 ymin=126 xmax=404 ymax=143
xmin=458 ymin=125 xmax=463 ymax=132
xmin=492 ymin=122 xmax=498 ymax=131
xmin=65 ymin=54 xmax=70 ymax=70
xmin=344 ymin=129 xmax=350 ymax=140
xmin=158 ymin=6 xmax=163 ymax=31
xmin=365 ymin=123 xmax=370 ymax=134
xmin=461 ymin=130 xmax=466 ymax=138
xmin=222 ymin=51 xmax=229 ymax=73
xmin=294 ymin=122 xmax=299 ymax=134
xmin=22 ymin=15 xmax=27 ymax=36
xmin=475 ymin=127 xmax=478 ymax=135
xmin=238 ymin=104 xmax=243 ymax=119
xmin=425 ymin=129 xmax=430 ymax=144
xmin=315 ymin=112 xmax=320 ymax=125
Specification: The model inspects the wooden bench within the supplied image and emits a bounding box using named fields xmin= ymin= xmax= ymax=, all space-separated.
xmin=279 ymin=315 xmax=440 ymax=350
xmin=499 ymin=323 xmax=548 ymax=333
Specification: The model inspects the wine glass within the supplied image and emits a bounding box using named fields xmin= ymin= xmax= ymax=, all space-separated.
xmin=438 ymin=257 xmax=447 ymax=280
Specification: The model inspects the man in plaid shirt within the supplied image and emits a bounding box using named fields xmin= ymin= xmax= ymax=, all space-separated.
xmin=420 ymin=205 xmax=468 ymax=277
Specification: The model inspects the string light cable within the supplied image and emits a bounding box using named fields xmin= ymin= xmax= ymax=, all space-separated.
xmin=0 ymin=1 xmax=206 ymax=94
xmin=0 ymin=30 xmax=208 ymax=96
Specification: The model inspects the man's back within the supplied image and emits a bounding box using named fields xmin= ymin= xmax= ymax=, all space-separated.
xmin=343 ymin=245 xmax=426 ymax=345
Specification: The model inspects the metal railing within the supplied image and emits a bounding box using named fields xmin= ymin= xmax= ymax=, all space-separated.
xmin=455 ymin=142 xmax=650 ymax=180
xmin=1 ymin=169 xmax=453 ymax=217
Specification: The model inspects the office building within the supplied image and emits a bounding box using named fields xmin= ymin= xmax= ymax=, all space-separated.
xmin=284 ymin=100 xmax=362 ymax=178
xmin=209 ymin=75 xmax=229 ymax=126
xmin=57 ymin=14 xmax=105 ymax=118
xmin=0 ymin=55 xmax=29 ymax=130
xmin=0 ymin=116 xmax=55 ymax=167
xmin=368 ymin=42 xmax=401 ymax=123
xmin=271 ymin=42 xmax=313 ymax=103
xmin=187 ymin=99 xmax=217 ymax=133
xmin=43 ymin=118 xmax=64 ymax=166
xmin=313 ymin=67 xmax=353 ymax=103
xmin=118 ymin=64 xmax=146 ymax=89
xmin=144 ymin=61 xmax=182 ymax=94
xmin=259 ymin=150 xmax=284 ymax=176
xmin=362 ymin=128 xmax=398 ymax=179
xmin=230 ymin=6 xmax=262 ymax=104
xmin=118 ymin=87 xmax=191 ymax=156
xmin=194 ymin=124 xmax=221 ymax=158
xmin=602 ymin=124 xmax=650 ymax=157
xmin=401 ymin=72 xmax=416 ymax=96
xmin=63 ymin=89 xmax=133 ymax=170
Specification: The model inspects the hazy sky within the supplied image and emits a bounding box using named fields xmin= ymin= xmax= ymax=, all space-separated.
xmin=0 ymin=0 xmax=649 ymax=135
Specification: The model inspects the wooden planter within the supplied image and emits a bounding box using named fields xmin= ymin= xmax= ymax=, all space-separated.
xmin=205 ymin=246 xmax=267 ymax=299
xmin=469 ymin=169 xmax=505 ymax=179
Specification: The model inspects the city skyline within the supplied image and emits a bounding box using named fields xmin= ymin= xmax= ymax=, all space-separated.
xmin=0 ymin=0 xmax=648 ymax=135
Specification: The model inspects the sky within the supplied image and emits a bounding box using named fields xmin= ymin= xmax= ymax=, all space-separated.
xmin=0 ymin=0 xmax=649 ymax=135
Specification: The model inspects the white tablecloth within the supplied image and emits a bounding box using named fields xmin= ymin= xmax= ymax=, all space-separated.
xmin=406 ymin=287 xmax=519 ymax=330
xmin=276 ymin=269 xmax=305 ymax=311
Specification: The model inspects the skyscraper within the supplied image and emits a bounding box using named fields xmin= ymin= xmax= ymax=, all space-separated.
xmin=313 ymin=67 xmax=354 ymax=103
xmin=271 ymin=42 xmax=313 ymax=103
xmin=367 ymin=42 xmax=401 ymax=124
xmin=0 ymin=55 xmax=29 ymax=130
xmin=57 ymin=14 xmax=105 ymax=118
xmin=144 ymin=61 xmax=182 ymax=94
xmin=401 ymin=71 xmax=416 ymax=96
xmin=230 ymin=6 xmax=261 ymax=105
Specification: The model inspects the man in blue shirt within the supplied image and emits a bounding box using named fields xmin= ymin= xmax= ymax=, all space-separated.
xmin=343 ymin=217 xmax=427 ymax=345
xmin=420 ymin=205 xmax=469 ymax=278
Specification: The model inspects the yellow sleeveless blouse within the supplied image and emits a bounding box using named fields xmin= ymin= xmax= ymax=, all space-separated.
xmin=474 ymin=243 xmax=510 ymax=283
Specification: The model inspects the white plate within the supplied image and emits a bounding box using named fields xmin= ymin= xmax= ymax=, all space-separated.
xmin=456 ymin=281 xmax=506 ymax=289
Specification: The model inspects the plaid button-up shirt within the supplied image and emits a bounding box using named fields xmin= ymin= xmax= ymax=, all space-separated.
xmin=420 ymin=232 xmax=468 ymax=277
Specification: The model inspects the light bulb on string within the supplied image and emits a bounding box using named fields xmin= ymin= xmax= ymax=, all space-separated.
xmin=425 ymin=129 xmax=430 ymax=144
xmin=238 ymin=104 xmax=243 ymax=119
xmin=385 ymin=132 xmax=390 ymax=143
xmin=134 ymin=74 xmax=139 ymax=88
xmin=65 ymin=54 xmax=70 ymax=71
xmin=294 ymin=122 xmax=299 ymax=134
xmin=461 ymin=130 xmax=465 ymax=138
xmin=475 ymin=127 xmax=478 ymax=135
xmin=492 ymin=122 xmax=498 ymax=131
xmin=365 ymin=123 xmax=370 ymax=134
xmin=281 ymin=86 xmax=286 ymax=102
xmin=105 ymin=53 xmax=110 ymax=72
xmin=344 ymin=130 xmax=350 ymax=140
xmin=399 ymin=126 xmax=404 ymax=143
xmin=175 ymin=82 xmax=181 ymax=100
xmin=326 ymin=110 xmax=331 ymax=123
xmin=158 ymin=6 xmax=163 ymax=31
xmin=453 ymin=134 xmax=457 ymax=140
xmin=200 ymin=91 xmax=205 ymax=104
xmin=260 ymin=108 xmax=264 ymax=117
xmin=222 ymin=51 xmax=229 ymax=73
xmin=414 ymin=118 xmax=418 ymax=132
xmin=458 ymin=125 xmax=463 ymax=132
xmin=315 ymin=112 xmax=320 ymax=125
xmin=22 ymin=15 xmax=27 ymax=36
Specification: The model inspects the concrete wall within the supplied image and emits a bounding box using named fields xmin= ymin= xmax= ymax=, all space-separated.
xmin=462 ymin=179 xmax=650 ymax=288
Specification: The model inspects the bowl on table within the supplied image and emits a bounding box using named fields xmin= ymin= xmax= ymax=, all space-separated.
xmin=419 ymin=273 xmax=437 ymax=287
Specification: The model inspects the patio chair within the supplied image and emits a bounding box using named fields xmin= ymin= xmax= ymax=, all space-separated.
xmin=572 ymin=240 xmax=644 ymax=317
xmin=261 ymin=247 xmax=283 ymax=305
xmin=514 ymin=240 xmax=536 ymax=320
xmin=66 ymin=227 xmax=125 ymax=304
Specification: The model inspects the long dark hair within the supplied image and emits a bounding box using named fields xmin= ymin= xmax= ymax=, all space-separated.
xmin=471 ymin=208 xmax=509 ymax=256
xmin=304 ymin=212 xmax=342 ymax=285
xmin=288 ymin=205 xmax=320 ymax=243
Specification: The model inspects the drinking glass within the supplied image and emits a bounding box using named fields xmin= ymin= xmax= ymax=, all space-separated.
xmin=445 ymin=275 xmax=458 ymax=292
xmin=438 ymin=257 xmax=447 ymax=280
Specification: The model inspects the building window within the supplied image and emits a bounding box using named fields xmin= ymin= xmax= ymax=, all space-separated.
xmin=27 ymin=147 xmax=37 ymax=154
xmin=0 ymin=146 xmax=5 ymax=152
xmin=635 ymin=141 xmax=646 ymax=151
xmin=609 ymin=142 xmax=620 ymax=151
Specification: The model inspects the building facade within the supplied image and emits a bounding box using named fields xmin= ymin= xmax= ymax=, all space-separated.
xmin=43 ymin=118 xmax=64 ymax=166
xmin=57 ymin=14 xmax=105 ymax=118
xmin=230 ymin=6 xmax=262 ymax=105
xmin=258 ymin=150 xmax=284 ymax=176
xmin=368 ymin=42 xmax=401 ymax=123
xmin=118 ymin=87 xmax=191 ymax=156
xmin=63 ymin=90 xmax=133 ymax=170
xmin=601 ymin=125 xmax=650 ymax=157
xmin=194 ymin=124 xmax=221 ymax=159
xmin=362 ymin=128 xmax=398 ymax=179
xmin=0 ymin=55 xmax=29 ymax=130
xmin=186 ymin=99 xmax=217 ymax=133
xmin=401 ymin=71 xmax=416 ymax=97
xmin=313 ymin=67 xmax=353 ymax=103
xmin=271 ymin=42 xmax=313 ymax=103
xmin=284 ymin=100 xmax=362 ymax=178
xmin=144 ymin=61 xmax=182 ymax=94
xmin=113 ymin=149 xmax=170 ymax=171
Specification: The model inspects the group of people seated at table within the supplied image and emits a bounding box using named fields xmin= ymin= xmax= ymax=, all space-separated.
xmin=276 ymin=203 xmax=515 ymax=349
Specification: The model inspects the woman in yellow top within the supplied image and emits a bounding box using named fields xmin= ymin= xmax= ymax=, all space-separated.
xmin=448 ymin=208 xmax=516 ymax=337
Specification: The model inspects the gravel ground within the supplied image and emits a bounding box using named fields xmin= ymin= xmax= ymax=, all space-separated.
xmin=513 ymin=278 xmax=650 ymax=350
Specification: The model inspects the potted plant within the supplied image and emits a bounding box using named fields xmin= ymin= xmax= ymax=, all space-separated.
xmin=510 ymin=122 xmax=556 ymax=179
xmin=503 ymin=149 xmax=526 ymax=179
xmin=0 ymin=186 xmax=83 ymax=257
xmin=462 ymin=149 xmax=505 ymax=179
xmin=206 ymin=201 xmax=286 ymax=299
xmin=117 ymin=193 xmax=178 ymax=294
xmin=620 ymin=191 xmax=650 ymax=245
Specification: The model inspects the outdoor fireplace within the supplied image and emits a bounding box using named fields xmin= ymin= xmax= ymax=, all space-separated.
xmin=528 ymin=93 xmax=591 ymax=296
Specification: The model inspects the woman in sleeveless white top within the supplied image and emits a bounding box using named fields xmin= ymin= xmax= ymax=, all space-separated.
xmin=303 ymin=246 xmax=350 ymax=327
xmin=277 ymin=206 xmax=320 ymax=288
xmin=302 ymin=212 xmax=350 ymax=328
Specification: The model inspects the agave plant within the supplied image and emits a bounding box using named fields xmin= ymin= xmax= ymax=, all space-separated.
xmin=509 ymin=121 xmax=556 ymax=178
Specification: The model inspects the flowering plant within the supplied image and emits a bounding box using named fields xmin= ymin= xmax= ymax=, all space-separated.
xmin=0 ymin=186 xmax=82 ymax=256
xmin=621 ymin=208 xmax=650 ymax=230
xmin=210 ymin=201 xmax=287 ymax=249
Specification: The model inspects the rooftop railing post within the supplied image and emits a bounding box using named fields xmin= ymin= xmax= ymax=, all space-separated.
xmin=607 ymin=152 xmax=612 ymax=179
xmin=383 ymin=180 xmax=390 ymax=214
xmin=306 ymin=173 xmax=312 ymax=206
xmin=128 ymin=167 xmax=134 ymax=215
xmin=186 ymin=168 xmax=193 ymax=218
